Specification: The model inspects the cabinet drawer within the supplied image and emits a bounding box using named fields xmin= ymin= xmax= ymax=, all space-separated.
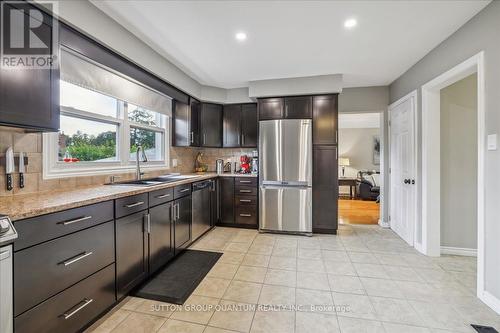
xmin=235 ymin=186 xmax=257 ymax=196
xmin=149 ymin=187 xmax=174 ymax=207
xmin=235 ymin=206 xmax=258 ymax=225
xmin=235 ymin=177 xmax=257 ymax=187
xmin=15 ymin=264 xmax=115 ymax=333
xmin=174 ymin=183 xmax=192 ymax=199
xmin=235 ymin=195 xmax=257 ymax=206
xmin=14 ymin=201 xmax=113 ymax=251
xmin=14 ymin=221 xmax=115 ymax=316
xmin=115 ymin=193 xmax=148 ymax=219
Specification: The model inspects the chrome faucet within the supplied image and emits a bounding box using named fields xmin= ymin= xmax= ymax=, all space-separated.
xmin=136 ymin=145 xmax=148 ymax=180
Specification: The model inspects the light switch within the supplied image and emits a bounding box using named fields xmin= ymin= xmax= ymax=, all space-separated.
xmin=172 ymin=159 xmax=178 ymax=167
xmin=487 ymin=134 xmax=497 ymax=151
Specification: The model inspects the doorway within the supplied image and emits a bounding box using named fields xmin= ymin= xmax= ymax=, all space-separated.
xmin=337 ymin=112 xmax=382 ymax=225
xmin=421 ymin=52 xmax=485 ymax=301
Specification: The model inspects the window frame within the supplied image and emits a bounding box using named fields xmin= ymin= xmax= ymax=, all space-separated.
xmin=43 ymin=89 xmax=170 ymax=180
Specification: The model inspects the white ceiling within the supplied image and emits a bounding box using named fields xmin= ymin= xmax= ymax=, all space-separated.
xmin=92 ymin=0 xmax=489 ymax=89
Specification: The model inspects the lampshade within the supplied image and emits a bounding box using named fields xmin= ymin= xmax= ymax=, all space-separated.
xmin=339 ymin=158 xmax=350 ymax=166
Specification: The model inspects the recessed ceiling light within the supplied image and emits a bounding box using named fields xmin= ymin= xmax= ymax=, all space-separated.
xmin=235 ymin=32 xmax=247 ymax=41
xmin=344 ymin=18 xmax=357 ymax=29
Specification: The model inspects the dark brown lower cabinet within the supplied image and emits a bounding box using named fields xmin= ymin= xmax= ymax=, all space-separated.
xmin=149 ymin=202 xmax=174 ymax=274
xmin=174 ymin=195 xmax=192 ymax=254
xmin=312 ymin=145 xmax=338 ymax=233
xmin=15 ymin=264 xmax=115 ymax=333
xmin=219 ymin=177 xmax=235 ymax=225
xmin=116 ymin=211 xmax=148 ymax=300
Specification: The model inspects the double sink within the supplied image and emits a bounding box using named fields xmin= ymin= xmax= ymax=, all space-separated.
xmin=108 ymin=174 xmax=200 ymax=187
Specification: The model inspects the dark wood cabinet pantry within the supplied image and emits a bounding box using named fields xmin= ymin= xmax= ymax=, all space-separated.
xmin=223 ymin=103 xmax=258 ymax=148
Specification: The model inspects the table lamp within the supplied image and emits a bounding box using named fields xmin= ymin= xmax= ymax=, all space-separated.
xmin=339 ymin=157 xmax=350 ymax=177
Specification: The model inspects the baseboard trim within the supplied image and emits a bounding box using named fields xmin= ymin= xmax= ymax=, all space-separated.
xmin=481 ymin=291 xmax=500 ymax=315
xmin=440 ymin=246 xmax=477 ymax=257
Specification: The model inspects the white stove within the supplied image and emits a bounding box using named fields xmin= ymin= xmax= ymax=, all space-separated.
xmin=0 ymin=216 xmax=17 ymax=333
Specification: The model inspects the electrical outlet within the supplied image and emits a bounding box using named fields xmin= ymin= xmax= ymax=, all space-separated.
xmin=172 ymin=159 xmax=178 ymax=167
xmin=487 ymin=134 xmax=497 ymax=151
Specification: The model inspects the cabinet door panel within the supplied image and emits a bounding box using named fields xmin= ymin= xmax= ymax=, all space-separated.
xmin=190 ymin=98 xmax=201 ymax=146
xmin=201 ymin=103 xmax=222 ymax=147
xmin=116 ymin=211 xmax=148 ymax=299
xmin=149 ymin=202 xmax=173 ymax=273
xmin=223 ymin=104 xmax=241 ymax=147
xmin=312 ymin=146 xmax=338 ymax=232
xmin=258 ymin=98 xmax=283 ymax=120
xmin=241 ymin=104 xmax=258 ymax=147
xmin=173 ymin=100 xmax=190 ymax=147
xmin=313 ymin=95 xmax=338 ymax=145
xmin=219 ymin=177 xmax=235 ymax=224
xmin=174 ymin=195 xmax=192 ymax=253
xmin=0 ymin=4 xmax=59 ymax=131
xmin=285 ymin=96 xmax=312 ymax=119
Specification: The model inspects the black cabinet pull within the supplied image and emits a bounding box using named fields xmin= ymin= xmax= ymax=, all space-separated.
xmin=60 ymin=251 xmax=93 ymax=266
xmin=58 ymin=216 xmax=92 ymax=226
xmin=61 ymin=298 xmax=93 ymax=320
xmin=124 ymin=201 xmax=144 ymax=208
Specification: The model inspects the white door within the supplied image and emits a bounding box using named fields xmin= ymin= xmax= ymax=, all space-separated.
xmin=389 ymin=95 xmax=416 ymax=246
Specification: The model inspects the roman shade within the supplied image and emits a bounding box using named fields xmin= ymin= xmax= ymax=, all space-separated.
xmin=60 ymin=48 xmax=172 ymax=116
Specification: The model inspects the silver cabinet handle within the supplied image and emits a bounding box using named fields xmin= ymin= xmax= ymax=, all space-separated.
xmin=60 ymin=251 xmax=93 ymax=266
xmin=239 ymin=199 xmax=252 ymax=203
xmin=180 ymin=188 xmax=190 ymax=193
xmin=59 ymin=216 xmax=92 ymax=226
xmin=190 ymin=131 xmax=194 ymax=144
xmin=239 ymin=180 xmax=252 ymax=184
xmin=124 ymin=201 xmax=144 ymax=208
xmin=171 ymin=204 xmax=175 ymax=221
xmin=155 ymin=193 xmax=171 ymax=199
xmin=62 ymin=298 xmax=93 ymax=320
xmin=239 ymin=189 xmax=252 ymax=193
xmin=176 ymin=203 xmax=180 ymax=219
xmin=240 ymin=214 xmax=252 ymax=217
xmin=242 ymin=134 xmax=245 ymax=146
xmin=146 ymin=213 xmax=151 ymax=233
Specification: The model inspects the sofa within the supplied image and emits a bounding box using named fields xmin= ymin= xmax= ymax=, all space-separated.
xmin=357 ymin=171 xmax=380 ymax=201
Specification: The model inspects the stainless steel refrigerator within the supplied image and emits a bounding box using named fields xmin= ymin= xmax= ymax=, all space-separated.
xmin=259 ymin=119 xmax=312 ymax=235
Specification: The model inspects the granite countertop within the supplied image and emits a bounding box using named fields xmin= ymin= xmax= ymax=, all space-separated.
xmin=217 ymin=173 xmax=258 ymax=178
xmin=2 ymin=172 xmax=255 ymax=221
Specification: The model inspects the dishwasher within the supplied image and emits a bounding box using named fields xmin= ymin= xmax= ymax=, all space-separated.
xmin=192 ymin=179 xmax=215 ymax=241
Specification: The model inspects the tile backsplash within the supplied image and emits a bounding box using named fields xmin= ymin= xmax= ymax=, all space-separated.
xmin=0 ymin=126 xmax=256 ymax=197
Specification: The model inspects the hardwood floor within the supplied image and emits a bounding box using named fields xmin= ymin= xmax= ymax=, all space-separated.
xmin=339 ymin=199 xmax=380 ymax=225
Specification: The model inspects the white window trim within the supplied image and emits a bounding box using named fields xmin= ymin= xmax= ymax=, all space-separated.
xmin=43 ymin=101 xmax=171 ymax=180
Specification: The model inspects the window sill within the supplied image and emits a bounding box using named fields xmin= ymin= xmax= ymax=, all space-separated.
xmin=42 ymin=162 xmax=170 ymax=180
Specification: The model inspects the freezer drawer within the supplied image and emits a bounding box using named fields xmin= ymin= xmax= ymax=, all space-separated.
xmin=259 ymin=185 xmax=312 ymax=234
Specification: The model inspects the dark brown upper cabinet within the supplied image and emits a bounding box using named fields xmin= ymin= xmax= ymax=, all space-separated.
xmin=284 ymin=96 xmax=312 ymax=119
xmin=0 ymin=3 xmax=59 ymax=131
xmin=313 ymin=94 xmax=338 ymax=145
xmin=200 ymin=102 xmax=222 ymax=147
xmin=258 ymin=98 xmax=284 ymax=120
xmin=241 ymin=104 xmax=258 ymax=147
xmin=223 ymin=103 xmax=258 ymax=148
xmin=172 ymin=97 xmax=201 ymax=147
xmin=223 ymin=104 xmax=242 ymax=147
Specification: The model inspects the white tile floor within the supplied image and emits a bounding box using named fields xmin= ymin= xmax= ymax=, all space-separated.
xmin=87 ymin=224 xmax=500 ymax=333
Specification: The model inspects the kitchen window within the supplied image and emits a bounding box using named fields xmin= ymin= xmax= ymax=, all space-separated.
xmin=43 ymin=48 xmax=171 ymax=179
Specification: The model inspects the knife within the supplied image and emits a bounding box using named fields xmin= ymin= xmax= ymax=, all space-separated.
xmin=5 ymin=147 xmax=14 ymax=191
xmin=19 ymin=151 xmax=25 ymax=188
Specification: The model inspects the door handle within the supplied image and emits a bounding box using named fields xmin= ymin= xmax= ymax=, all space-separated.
xmin=190 ymin=131 xmax=194 ymax=144
xmin=58 ymin=216 xmax=92 ymax=226
xmin=60 ymin=251 xmax=93 ymax=266
xmin=124 ymin=201 xmax=144 ymax=208
xmin=61 ymin=298 xmax=93 ymax=320
xmin=242 ymin=134 xmax=245 ymax=146
xmin=144 ymin=213 xmax=151 ymax=233
xmin=176 ymin=203 xmax=180 ymax=220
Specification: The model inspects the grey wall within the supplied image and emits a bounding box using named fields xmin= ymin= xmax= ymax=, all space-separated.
xmin=440 ymin=74 xmax=478 ymax=250
xmin=339 ymin=128 xmax=381 ymax=178
xmin=248 ymin=74 xmax=343 ymax=98
xmin=389 ymin=1 xmax=500 ymax=300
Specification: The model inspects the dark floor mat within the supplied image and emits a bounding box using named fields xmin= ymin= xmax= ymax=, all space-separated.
xmin=471 ymin=324 xmax=499 ymax=333
xmin=133 ymin=249 xmax=222 ymax=305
